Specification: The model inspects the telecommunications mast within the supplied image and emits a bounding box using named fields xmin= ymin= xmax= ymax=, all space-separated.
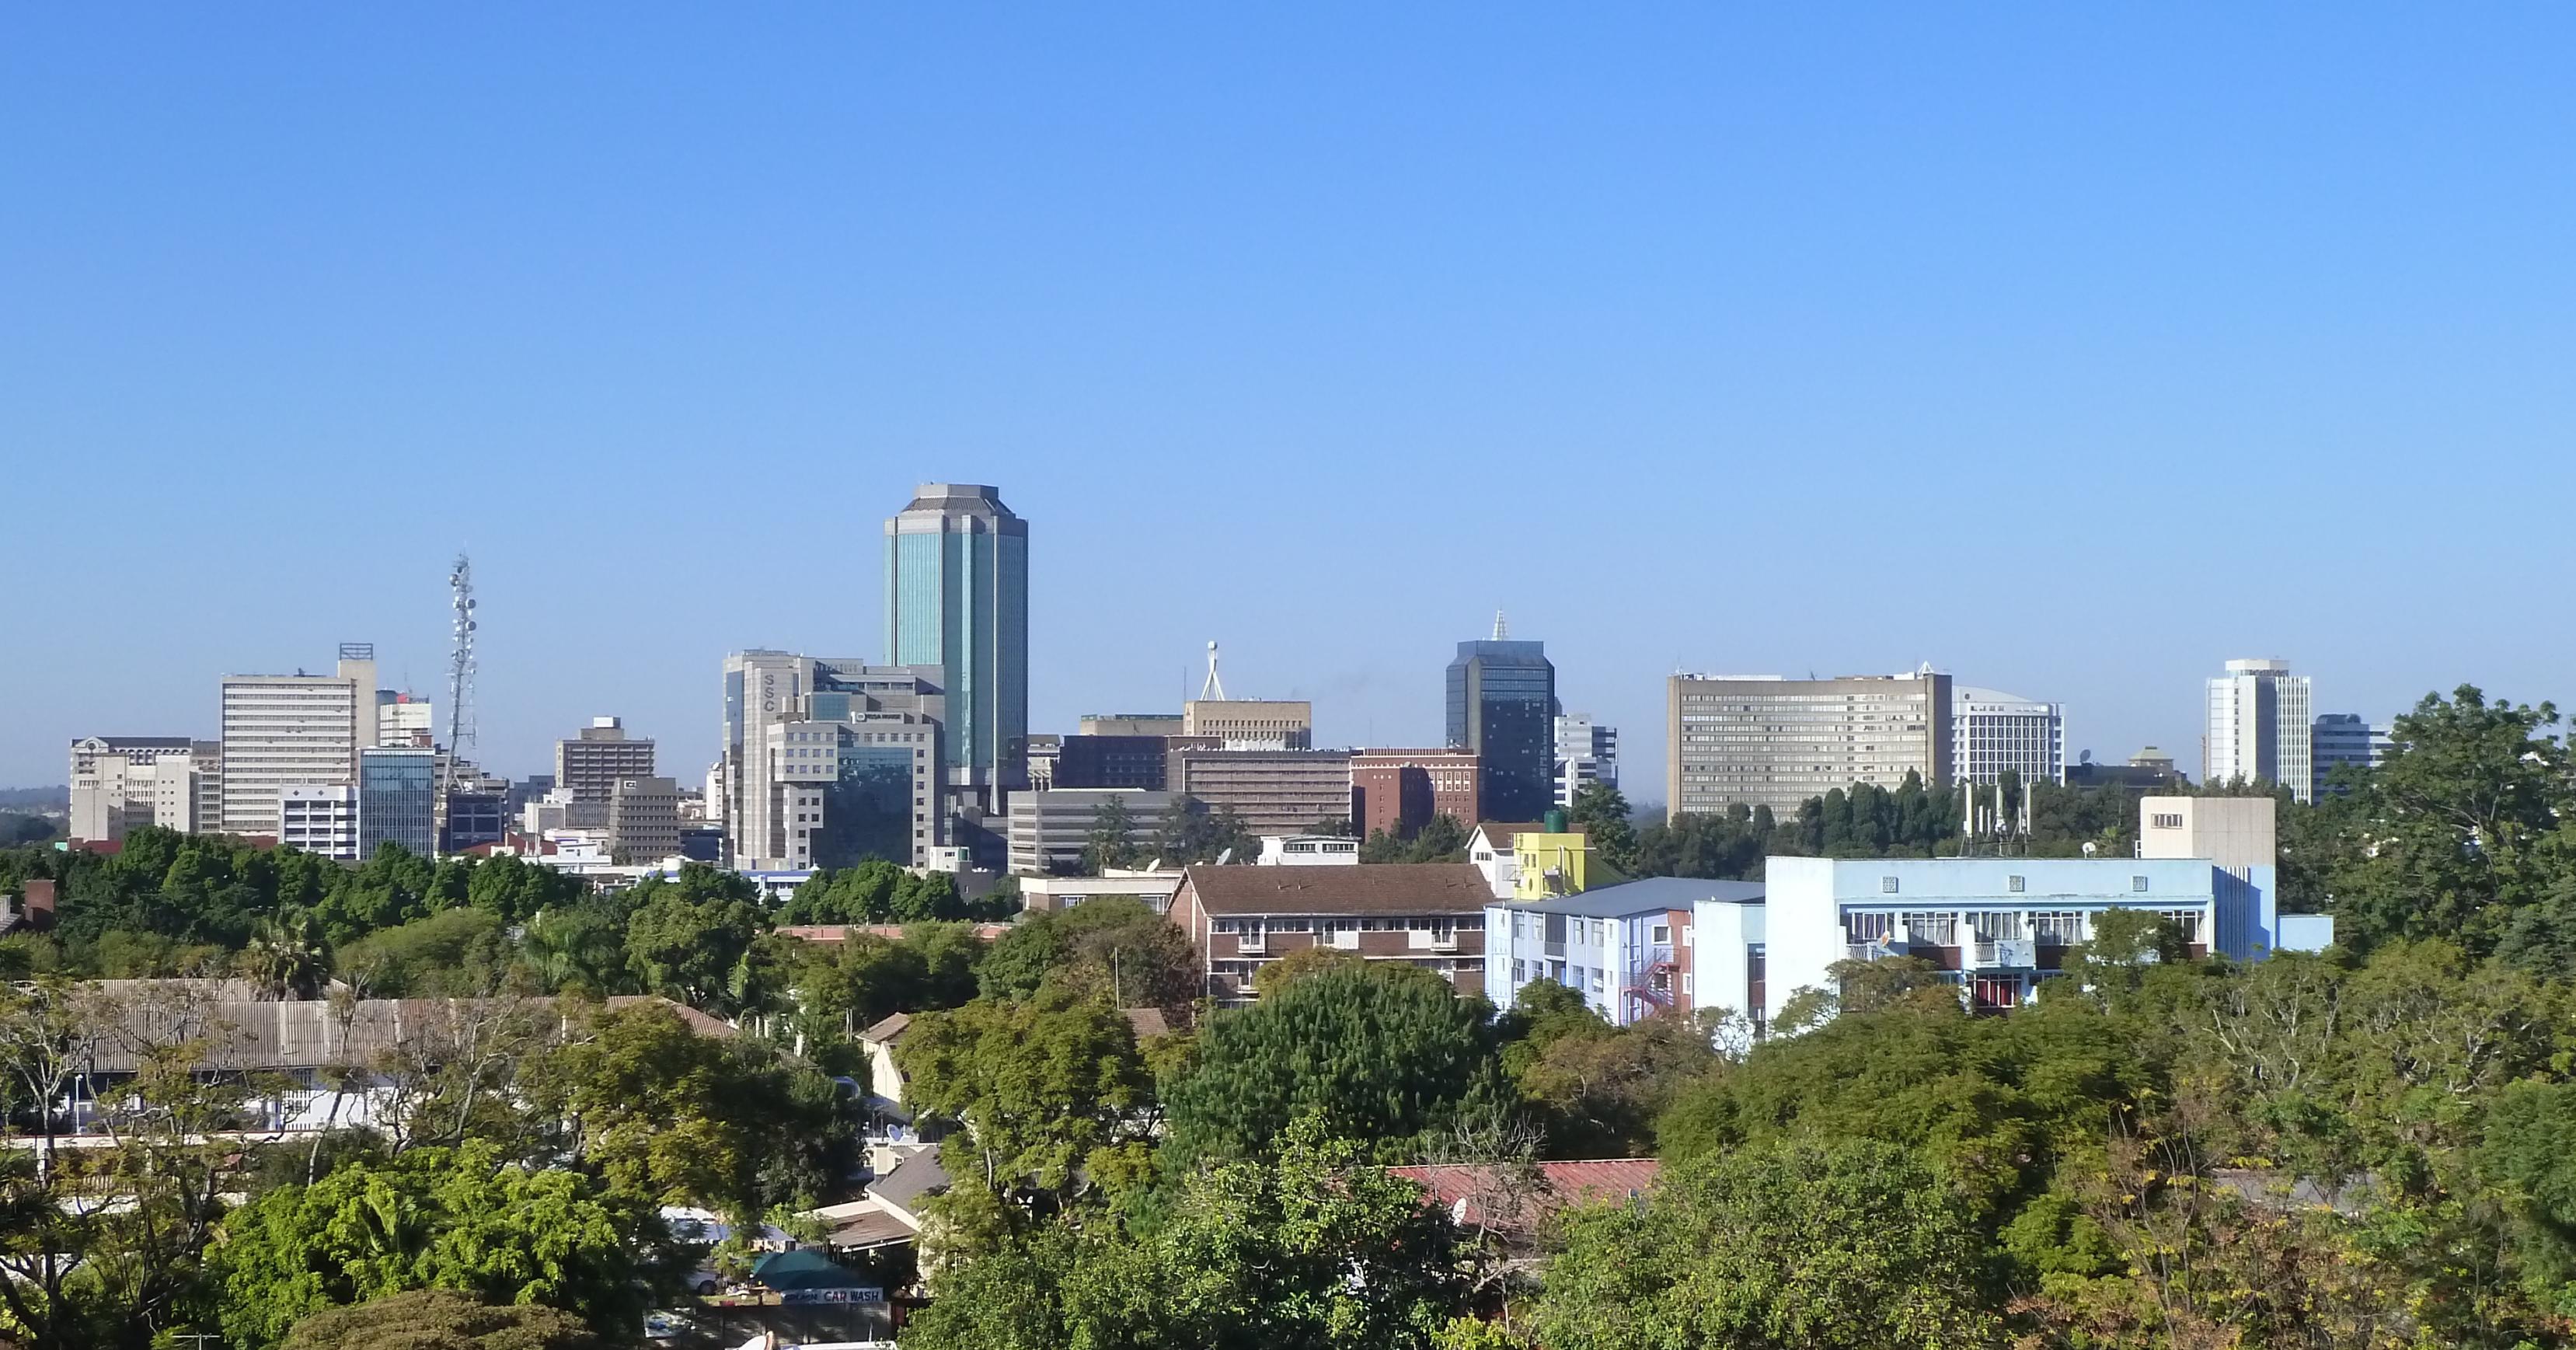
xmin=444 ymin=553 xmax=477 ymax=781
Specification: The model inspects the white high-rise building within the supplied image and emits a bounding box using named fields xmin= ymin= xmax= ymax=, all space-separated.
xmin=1666 ymin=668 xmax=1953 ymax=819
xmin=1552 ymin=713 xmax=1619 ymax=809
xmin=220 ymin=647 xmax=377 ymax=838
xmin=1951 ymin=688 xmax=2065 ymax=787
xmin=2205 ymin=658 xmax=2313 ymax=804
xmin=279 ymin=784 xmax=361 ymax=860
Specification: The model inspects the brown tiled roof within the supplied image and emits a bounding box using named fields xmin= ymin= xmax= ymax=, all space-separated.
xmin=1180 ymin=863 xmax=1494 ymax=916
xmin=1475 ymin=822 xmax=1584 ymax=847
xmin=1122 ymin=1007 xmax=1171 ymax=1039
xmin=1387 ymin=1159 xmax=1661 ymax=1243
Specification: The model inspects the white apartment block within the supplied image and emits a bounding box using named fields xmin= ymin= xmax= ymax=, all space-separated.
xmin=218 ymin=647 xmax=379 ymax=839
xmin=1951 ymin=687 xmax=2065 ymax=787
xmin=2205 ymin=658 xmax=2313 ymax=803
xmin=1553 ymin=713 xmax=1619 ymax=809
xmin=1665 ymin=668 xmax=1953 ymax=819
xmin=279 ymin=784 xmax=361 ymax=861
xmin=68 ymin=737 xmax=212 ymax=842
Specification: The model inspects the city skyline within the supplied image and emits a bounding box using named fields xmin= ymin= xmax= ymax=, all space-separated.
xmin=14 ymin=9 xmax=2576 ymax=793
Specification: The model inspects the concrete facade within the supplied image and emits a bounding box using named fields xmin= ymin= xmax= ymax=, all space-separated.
xmin=1006 ymin=789 xmax=1175 ymax=876
xmin=723 ymin=653 xmax=950 ymax=870
xmin=1182 ymin=699 xmax=1313 ymax=750
xmin=1665 ymin=668 xmax=1953 ymax=819
xmin=1952 ymin=686 xmax=2065 ymax=786
xmin=608 ymin=776 xmax=685 ymax=863
xmin=1164 ymin=748 xmax=1354 ymax=837
xmin=280 ymin=784 xmax=361 ymax=860
xmin=2205 ymin=658 xmax=2313 ymax=803
xmin=1483 ymin=877 xmax=1732 ymax=1025
xmin=556 ymin=717 xmax=657 ymax=804
xmin=68 ymin=737 xmax=207 ymax=842
xmin=220 ymin=656 xmax=374 ymax=838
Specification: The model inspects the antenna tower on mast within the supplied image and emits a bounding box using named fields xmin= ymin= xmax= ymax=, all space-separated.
xmin=444 ymin=553 xmax=478 ymax=779
xmin=1199 ymin=641 xmax=1226 ymax=700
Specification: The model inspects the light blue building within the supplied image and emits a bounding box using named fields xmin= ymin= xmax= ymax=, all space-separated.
xmin=357 ymin=747 xmax=437 ymax=860
xmin=1484 ymin=877 xmax=1764 ymax=1025
xmin=884 ymin=484 xmax=1029 ymax=804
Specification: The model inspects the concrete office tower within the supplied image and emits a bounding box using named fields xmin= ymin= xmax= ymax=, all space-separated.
xmin=357 ymin=747 xmax=438 ymax=859
xmin=721 ymin=651 xmax=950 ymax=869
xmin=1665 ymin=667 xmax=1954 ymax=820
xmin=556 ymin=717 xmax=657 ymax=804
xmin=2311 ymin=713 xmax=2392 ymax=799
xmin=1007 ymin=788 xmax=1175 ymax=876
xmin=1081 ymin=713 xmax=1185 ymax=737
xmin=1552 ymin=714 xmax=1619 ymax=810
xmin=219 ymin=648 xmax=375 ymax=838
xmin=2205 ymin=659 xmax=2313 ymax=803
xmin=378 ymin=692 xmax=436 ymax=749
xmin=885 ymin=484 xmax=1030 ymax=804
xmin=67 ymin=738 xmax=205 ymax=842
xmin=608 ymin=776 xmax=684 ymax=863
xmin=1951 ymin=688 xmax=2065 ymax=787
xmin=1447 ymin=620 xmax=1558 ymax=824
xmin=1164 ymin=748 xmax=1356 ymax=837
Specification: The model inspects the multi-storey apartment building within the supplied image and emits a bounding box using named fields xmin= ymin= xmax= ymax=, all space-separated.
xmin=1349 ymin=748 xmax=1480 ymax=840
xmin=1951 ymin=686 xmax=2065 ymax=787
xmin=1665 ymin=668 xmax=1953 ymax=819
xmin=1681 ymin=797 xmax=2304 ymax=1031
xmin=1484 ymin=877 xmax=1737 ymax=1025
xmin=279 ymin=784 xmax=361 ymax=861
xmin=1166 ymin=863 xmax=1492 ymax=1003
xmin=2205 ymin=658 xmax=2313 ymax=803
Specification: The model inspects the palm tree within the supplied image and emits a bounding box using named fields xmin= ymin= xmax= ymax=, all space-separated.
xmin=242 ymin=909 xmax=331 ymax=999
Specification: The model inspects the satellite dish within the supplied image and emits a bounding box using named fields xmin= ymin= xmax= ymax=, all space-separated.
xmin=2082 ymin=842 xmax=2098 ymax=857
xmin=1215 ymin=847 xmax=1235 ymax=865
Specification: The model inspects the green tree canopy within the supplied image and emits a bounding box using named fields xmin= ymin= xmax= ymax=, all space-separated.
xmin=280 ymin=1290 xmax=606 ymax=1350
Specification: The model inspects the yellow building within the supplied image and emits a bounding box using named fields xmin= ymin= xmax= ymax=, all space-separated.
xmin=1512 ymin=830 xmax=1626 ymax=899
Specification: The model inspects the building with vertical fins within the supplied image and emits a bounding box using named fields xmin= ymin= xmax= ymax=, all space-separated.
xmin=2204 ymin=658 xmax=2313 ymax=803
xmin=885 ymin=485 xmax=1030 ymax=828
xmin=1446 ymin=615 xmax=1558 ymax=824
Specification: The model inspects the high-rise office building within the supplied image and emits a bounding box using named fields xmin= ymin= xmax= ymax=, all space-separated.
xmin=378 ymin=692 xmax=436 ymax=748
xmin=885 ymin=484 xmax=1029 ymax=804
xmin=1164 ymin=748 xmax=1356 ymax=837
xmin=1446 ymin=621 xmax=1557 ymax=823
xmin=555 ymin=717 xmax=657 ymax=804
xmin=219 ymin=647 xmax=377 ymax=838
xmin=1350 ymin=749 xmax=1481 ymax=839
xmin=721 ymin=651 xmax=950 ymax=869
xmin=608 ymin=776 xmax=685 ymax=863
xmin=67 ymin=737 xmax=208 ymax=842
xmin=2205 ymin=659 xmax=2313 ymax=803
xmin=2311 ymin=713 xmax=2391 ymax=799
xmin=1551 ymin=714 xmax=1619 ymax=811
xmin=279 ymin=784 xmax=361 ymax=860
xmin=1665 ymin=668 xmax=1954 ymax=819
xmin=1951 ymin=687 xmax=2065 ymax=787
xmin=357 ymin=747 xmax=438 ymax=859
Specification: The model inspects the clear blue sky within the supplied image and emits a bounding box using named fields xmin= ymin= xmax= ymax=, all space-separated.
xmin=9 ymin=5 xmax=2575 ymax=797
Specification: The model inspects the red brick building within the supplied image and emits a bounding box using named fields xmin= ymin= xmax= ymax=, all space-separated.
xmin=1348 ymin=748 xmax=1480 ymax=840
xmin=1166 ymin=863 xmax=1492 ymax=1003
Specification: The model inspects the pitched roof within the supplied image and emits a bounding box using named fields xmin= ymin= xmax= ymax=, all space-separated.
xmin=867 ymin=1147 xmax=950 ymax=1214
xmin=1123 ymin=1007 xmax=1171 ymax=1039
xmin=1387 ymin=1159 xmax=1662 ymax=1244
xmin=1501 ymin=876 xmax=1765 ymax=918
xmin=1472 ymin=823 xmax=1549 ymax=849
xmin=1180 ymin=863 xmax=1495 ymax=916
xmin=859 ymin=1012 xmax=912 ymax=1044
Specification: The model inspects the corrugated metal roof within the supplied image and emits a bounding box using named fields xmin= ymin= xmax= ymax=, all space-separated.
xmin=1498 ymin=876 xmax=1765 ymax=918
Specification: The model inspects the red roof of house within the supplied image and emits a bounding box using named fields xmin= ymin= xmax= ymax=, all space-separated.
xmin=1386 ymin=1159 xmax=1661 ymax=1241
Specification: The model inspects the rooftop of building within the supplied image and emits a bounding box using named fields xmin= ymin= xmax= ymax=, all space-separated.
xmin=1500 ymin=876 xmax=1766 ymax=917
xmin=1179 ymin=863 xmax=1494 ymax=916
xmin=1387 ymin=1159 xmax=1661 ymax=1244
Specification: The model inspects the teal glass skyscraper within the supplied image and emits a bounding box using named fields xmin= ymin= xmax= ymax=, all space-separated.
xmin=885 ymin=484 xmax=1030 ymax=801
xmin=1447 ymin=616 xmax=1557 ymax=822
